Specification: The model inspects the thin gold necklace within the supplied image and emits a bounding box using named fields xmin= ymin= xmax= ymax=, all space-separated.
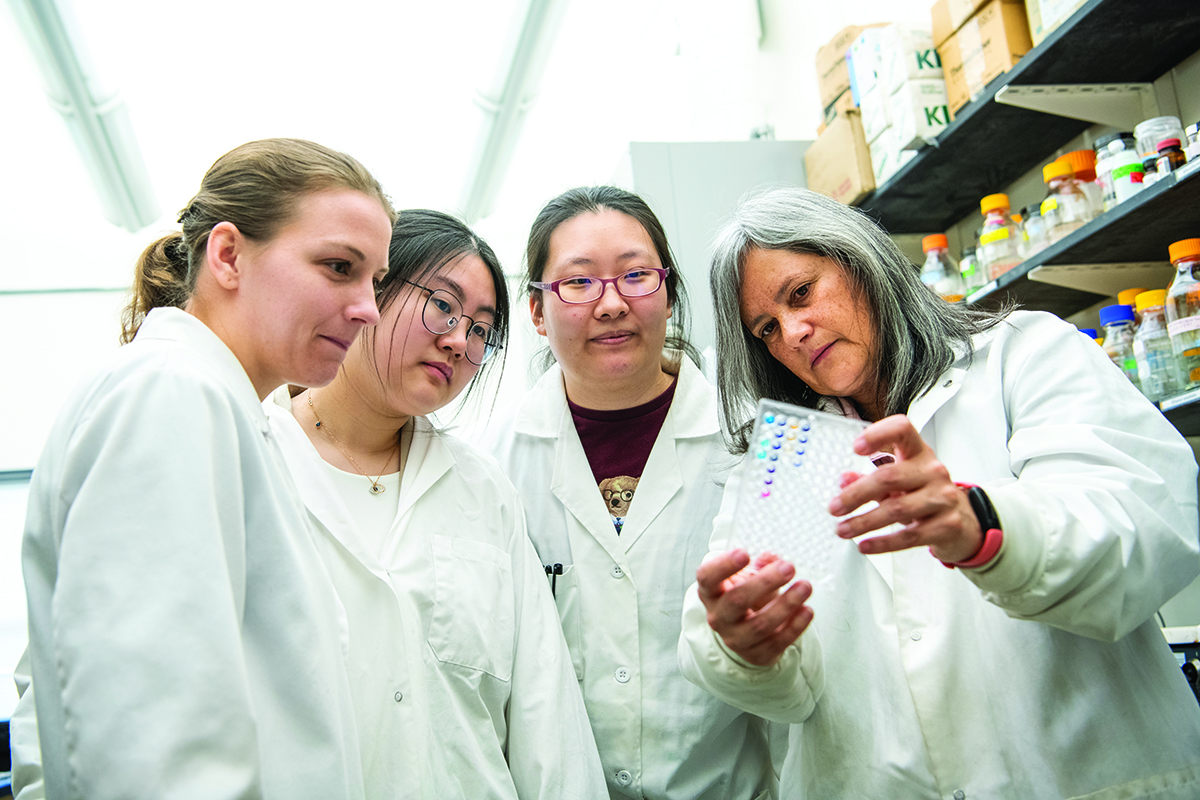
xmin=307 ymin=392 xmax=398 ymax=495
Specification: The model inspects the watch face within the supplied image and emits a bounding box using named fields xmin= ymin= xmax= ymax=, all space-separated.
xmin=967 ymin=486 xmax=1001 ymax=532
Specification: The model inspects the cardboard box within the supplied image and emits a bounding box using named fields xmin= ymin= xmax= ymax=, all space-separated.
xmin=869 ymin=127 xmax=918 ymax=187
xmin=804 ymin=110 xmax=875 ymax=206
xmin=889 ymin=79 xmax=951 ymax=149
xmin=859 ymin=84 xmax=891 ymax=143
xmin=879 ymin=24 xmax=943 ymax=94
xmin=816 ymin=23 xmax=888 ymax=108
xmin=847 ymin=27 xmax=887 ymax=103
xmin=939 ymin=0 xmax=1032 ymax=113
xmin=1025 ymin=0 xmax=1087 ymax=46
xmin=930 ymin=0 xmax=987 ymax=46
xmin=821 ymin=88 xmax=858 ymax=128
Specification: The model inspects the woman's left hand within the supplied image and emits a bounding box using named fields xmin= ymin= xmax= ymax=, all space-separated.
xmin=829 ymin=414 xmax=983 ymax=563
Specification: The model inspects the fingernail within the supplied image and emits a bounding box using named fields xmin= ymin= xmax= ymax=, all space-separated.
xmin=829 ymin=497 xmax=845 ymax=515
xmin=836 ymin=521 xmax=852 ymax=537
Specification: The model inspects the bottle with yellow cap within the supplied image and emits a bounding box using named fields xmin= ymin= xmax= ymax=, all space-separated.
xmin=1041 ymin=161 xmax=1094 ymax=244
xmin=1165 ymin=238 xmax=1200 ymax=389
xmin=1133 ymin=290 xmax=1183 ymax=402
xmin=919 ymin=234 xmax=966 ymax=302
xmin=978 ymin=193 xmax=1022 ymax=281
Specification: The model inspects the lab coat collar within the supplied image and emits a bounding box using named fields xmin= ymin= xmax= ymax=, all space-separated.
xmin=137 ymin=307 xmax=270 ymax=435
xmin=535 ymin=355 xmax=716 ymax=555
xmin=265 ymin=396 xmax=455 ymax=575
xmin=265 ymin=396 xmax=385 ymax=573
xmin=905 ymin=322 xmax=1004 ymax=433
xmin=514 ymin=354 xmax=719 ymax=439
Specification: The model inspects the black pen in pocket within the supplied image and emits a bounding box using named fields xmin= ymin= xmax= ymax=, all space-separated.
xmin=543 ymin=563 xmax=563 ymax=597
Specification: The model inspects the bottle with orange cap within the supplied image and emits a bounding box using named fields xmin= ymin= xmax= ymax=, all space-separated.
xmin=1133 ymin=289 xmax=1183 ymax=402
xmin=1057 ymin=150 xmax=1103 ymax=216
xmin=978 ymin=193 xmax=1022 ymax=281
xmin=919 ymin=234 xmax=966 ymax=302
xmin=1165 ymin=238 xmax=1200 ymax=390
xmin=1041 ymin=161 xmax=1094 ymax=244
xmin=1119 ymin=287 xmax=1149 ymax=326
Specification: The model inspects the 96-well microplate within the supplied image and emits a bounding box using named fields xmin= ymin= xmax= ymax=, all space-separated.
xmin=732 ymin=399 xmax=873 ymax=585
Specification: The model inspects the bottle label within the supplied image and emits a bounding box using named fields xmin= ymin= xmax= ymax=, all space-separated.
xmin=980 ymin=228 xmax=1010 ymax=245
xmin=1040 ymin=198 xmax=1058 ymax=215
xmin=1111 ymin=163 xmax=1144 ymax=181
xmin=1168 ymin=316 xmax=1200 ymax=337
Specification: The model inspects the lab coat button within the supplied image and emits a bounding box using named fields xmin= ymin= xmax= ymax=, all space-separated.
xmin=943 ymin=379 xmax=953 ymax=388
xmin=910 ymin=630 xmax=923 ymax=641
xmin=394 ymin=691 xmax=403 ymax=703
xmin=614 ymin=667 xmax=631 ymax=683
xmin=953 ymin=791 xmax=965 ymax=800
xmin=615 ymin=770 xmax=633 ymax=786
xmin=610 ymin=564 xmax=624 ymax=579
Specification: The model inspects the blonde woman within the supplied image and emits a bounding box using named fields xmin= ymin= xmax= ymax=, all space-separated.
xmin=16 ymin=138 xmax=393 ymax=798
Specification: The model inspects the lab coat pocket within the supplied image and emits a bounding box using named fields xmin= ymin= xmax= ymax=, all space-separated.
xmin=429 ymin=535 xmax=515 ymax=681
xmin=554 ymin=565 xmax=585 ymax=682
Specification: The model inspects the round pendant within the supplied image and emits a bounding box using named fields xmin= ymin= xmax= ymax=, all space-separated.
xmin=369 ymin=483 xmax=385 ymax=495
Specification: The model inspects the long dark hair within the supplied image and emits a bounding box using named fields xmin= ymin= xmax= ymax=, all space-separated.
xmin=365 ymin=209 xmax=509 ymax=413
xmin=523 ymin=185 xmax=701 ymax=372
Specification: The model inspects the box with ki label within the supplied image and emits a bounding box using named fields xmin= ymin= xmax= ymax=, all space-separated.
xmin=890 ymin=78 xmax=951 ymax=150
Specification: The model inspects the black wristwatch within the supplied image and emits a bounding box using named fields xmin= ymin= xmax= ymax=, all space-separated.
xmin=942 ymin=484 xmax=1004 ymax=569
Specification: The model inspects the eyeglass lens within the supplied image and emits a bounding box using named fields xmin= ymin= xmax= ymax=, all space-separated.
xmin=421 ymin=289 xmax=496 ymax=365
xmin=558 ymin=269 xmax=663 ymax=303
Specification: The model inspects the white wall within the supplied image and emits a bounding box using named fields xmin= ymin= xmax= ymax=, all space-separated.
xmin=1 ymin=481 xmax=30 ymax=717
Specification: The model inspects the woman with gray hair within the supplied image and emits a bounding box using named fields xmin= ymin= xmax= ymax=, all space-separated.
xmin=678 ymin=187 xmax=1200 ymax=799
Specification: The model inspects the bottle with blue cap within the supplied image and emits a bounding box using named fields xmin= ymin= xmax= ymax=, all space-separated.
xmin=1099 ymin=304 xmax=1141 ymax=390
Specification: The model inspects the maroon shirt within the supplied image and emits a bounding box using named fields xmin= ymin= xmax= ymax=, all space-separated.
xmin=568 ymin=379 xmax=678 ymax=534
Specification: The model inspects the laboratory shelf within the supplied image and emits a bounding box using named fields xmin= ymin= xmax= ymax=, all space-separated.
xmin=1163 ymin=388 xmax=1200 ymax=438
xmin=967 ymin=161 xmax=1200 ymax=316
xmin=855 ymin=0 xmax=1200 ymax=235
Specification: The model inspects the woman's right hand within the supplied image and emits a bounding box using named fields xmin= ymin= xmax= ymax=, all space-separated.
xmin=695 ymin=549 xmax=814 ymax=667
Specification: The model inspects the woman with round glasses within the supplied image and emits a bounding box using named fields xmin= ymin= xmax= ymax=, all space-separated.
xmin=489 ymin=186 xmax=778 ymax=800
xmin=265 ymin=209 xmax=606 ymax=797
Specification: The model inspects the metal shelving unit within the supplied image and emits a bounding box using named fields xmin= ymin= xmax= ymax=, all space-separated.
xmin=968 ymin=163 xmax=1200 ymax=315
xmin=847 ymin=0 xmax=1200 ymax=435
xmin=854 ymin=0 xmax=1200 ymax=235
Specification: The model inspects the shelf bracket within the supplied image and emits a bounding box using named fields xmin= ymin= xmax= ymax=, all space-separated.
xmin=994 ymin=83 xmax=1159 ymax=129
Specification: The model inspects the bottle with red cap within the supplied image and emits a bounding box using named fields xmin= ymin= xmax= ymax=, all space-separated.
xmin=1165 ymin=238 xmax=1200 ymax=389
xmin=919 ymin=234 xmax=966 ymax=302
xmin=1156 ymin=138 xmax=1187 ymax=178
xmin=978 ymin=194 xmax=1022 ymax=281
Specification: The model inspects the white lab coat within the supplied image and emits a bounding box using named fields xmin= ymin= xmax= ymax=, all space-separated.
xmin=264 ymin=398 xmax=607 ymax=800
xmin=18 ymin=307 xmax=364 ymax=800
xmin=680 ymin=310 xmax=1200 ymax=799
xmin=488 ymin=357 xmax=776 ymax=800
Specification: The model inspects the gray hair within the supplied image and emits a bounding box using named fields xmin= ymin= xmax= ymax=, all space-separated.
xmin=709 ymin=187 xmax=1011 ymax=453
